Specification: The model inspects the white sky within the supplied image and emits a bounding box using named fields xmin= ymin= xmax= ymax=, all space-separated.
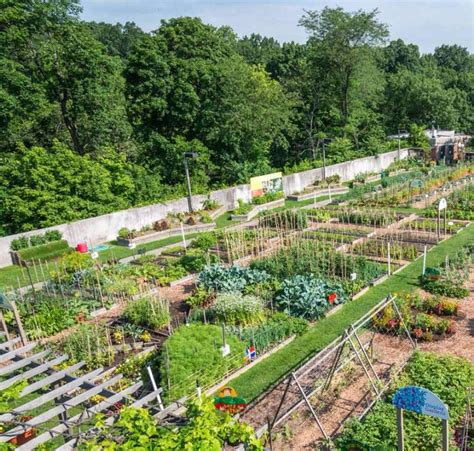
xmin=80 ymin=0 xmax=474 ymax=53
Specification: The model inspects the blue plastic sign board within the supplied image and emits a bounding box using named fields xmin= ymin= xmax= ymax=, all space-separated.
xmin=392 ymin=386 xmax=449 ymax=420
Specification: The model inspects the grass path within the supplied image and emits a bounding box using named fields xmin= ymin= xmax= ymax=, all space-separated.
xmin=231 ymin=223 xmax=474 ymax=401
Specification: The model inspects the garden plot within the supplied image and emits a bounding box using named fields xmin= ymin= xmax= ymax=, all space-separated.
xmin=240 ymin=295 xmax=416 ymax=446
xmin=424 ymin=182 xmax=474 ymax=220
xmin=348 ymin=165 xmax=473 ymax=209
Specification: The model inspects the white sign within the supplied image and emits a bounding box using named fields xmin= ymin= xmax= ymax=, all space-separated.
xmin=350 ymin=273 xmax=357 ymax=281
xmin=128 ymin=243 xmax=137 ymax=250
xmin=90 ymin=252 xmax=99 ymax=260
xmin=438 ymin=198 xmax=447 ymax=211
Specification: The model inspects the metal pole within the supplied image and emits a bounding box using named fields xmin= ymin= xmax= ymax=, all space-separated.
xmin=398 ymin=128 xmax=401 ymax=160
xmin=397 ymin=408 xmax=404 ymax=451
xmin=441 ymin=419 xmax=449 ymax=451
xmin=183 ymin=157 xmax=193 ymax=213
xmin=322 ymin=140 xmax=327 ymax=181
xmin=422 ymin=245 xmax=427 ymax=276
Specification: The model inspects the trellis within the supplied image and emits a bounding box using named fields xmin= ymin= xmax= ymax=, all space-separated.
xmin=0 ymin=337 xmax=163 ymax=450
xmin=240 ymin=295 xmax=417 ymax=445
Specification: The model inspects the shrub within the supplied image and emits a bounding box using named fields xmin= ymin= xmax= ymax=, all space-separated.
xmin=275 ymin=275 xmax=346 ymax=320
xmin=18 ymin=240 xmax=70 ymax=262
xmin=44 ymin=230 xmax=62 ymax=241
xmin=124 ymin=296 xmax=170 ymax=331
xmin=118 ymin=227 xmax=131 ymax=239
xmin=213 ymin=293 xmax=266 ymax=326
xmin=10 ymin=236 xmax=30 ymax=251
xmin=198 ymin=264 xmax=269 ymax=293
xmin=159 ymin=324 xmax=246 ymax=401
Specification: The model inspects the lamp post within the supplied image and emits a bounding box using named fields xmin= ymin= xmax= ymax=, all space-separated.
xmin=183 ymin=152 xmax=198 ymax=213
xmin=321 ymin=138 xmax=332 ymax=181
xmin=397 ymin=128 xmax=407 ymax=160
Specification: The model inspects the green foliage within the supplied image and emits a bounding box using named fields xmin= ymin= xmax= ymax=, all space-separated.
xmin=259 ymin=209 xmax=308 ymax=230
xmin=252 ymin=191 xmax=284 ymax=205
xmin=10 ymin=230 xmax=63 ymax=251
xmin=275 ymin=275 xmax=346 ymax=320
xmin=18 ymin=239 xmax=70 ymax=262
xmin=213 ymin=293 xmax=266 ymax=326
xmin=233 ymin=199 xmax=253 ymax=215
xmin=191 ymin=232 xmax=218 ymax=251
xmin=84 ymin=397 xmax=262 ymax=450
xmin=58 ymin=323 xmax=114 ymax=369
xmin=159 ymin=324 xmax=246 ymax=401
xmin=0 ymin=381 xmax=27 ymax=413
xmin=198 ymin=264 xmax=269 ymax=293
xmin=124 ymin=296 xmax=170 ymax=331
xmin=337 ymin=352 xmax=474 ymax=450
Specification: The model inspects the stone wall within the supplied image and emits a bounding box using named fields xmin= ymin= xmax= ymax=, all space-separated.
xmin=0 ymin=149 xmax=409 ymax=268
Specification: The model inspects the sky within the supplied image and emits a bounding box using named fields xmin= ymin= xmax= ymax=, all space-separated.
xmin=80 ymin=0 xmax=474 ymax=54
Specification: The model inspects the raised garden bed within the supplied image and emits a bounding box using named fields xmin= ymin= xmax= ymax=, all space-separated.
xmin=286 ymin=186 xmax=348 ymax=202
xmin=117 ymin=222 xmax=216 ymax=246
xmin=10 ymin=240 xmax=71 ymax=265
xmin=230 ymin=197 xmax=285 ymax=221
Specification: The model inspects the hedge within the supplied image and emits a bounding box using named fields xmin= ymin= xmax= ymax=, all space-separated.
xmin=18 ymin=240 xmax=71 ymax=262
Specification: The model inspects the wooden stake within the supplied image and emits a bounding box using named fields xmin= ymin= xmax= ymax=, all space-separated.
xmin=10 ymin=301 xmax=27 ymax=346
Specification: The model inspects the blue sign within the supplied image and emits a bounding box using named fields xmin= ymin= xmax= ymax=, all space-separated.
xmin=392 ymin=386 xmax=449 ymax=420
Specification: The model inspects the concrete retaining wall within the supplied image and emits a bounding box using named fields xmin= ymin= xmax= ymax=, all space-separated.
xmin=0 ymin=149 xmax=409 ymax=268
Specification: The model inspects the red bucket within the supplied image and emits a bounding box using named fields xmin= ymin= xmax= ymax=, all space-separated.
xmin=76 ymin=243 xmax=88 ymax=253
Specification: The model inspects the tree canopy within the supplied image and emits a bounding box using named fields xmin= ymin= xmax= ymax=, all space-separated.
xmin=1 ymin=1 xmax=473 ymax=235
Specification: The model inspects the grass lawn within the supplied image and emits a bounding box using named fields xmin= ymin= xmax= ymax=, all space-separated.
xmin=231 ymin=223 xmax=474 ymax=402
xmin=0 ymin=261 xmax=51 ymax=290
xmin=98 ymin=233 xmax=201 ymax=262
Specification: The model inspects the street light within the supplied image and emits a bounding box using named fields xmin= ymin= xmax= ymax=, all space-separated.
xmin=183 ymin=152 xmax=199 ymax=213
xmin=321 ymin=137 xmax=332 ymax=181
xmin=397 ymin=128 xmax=407 ymax=160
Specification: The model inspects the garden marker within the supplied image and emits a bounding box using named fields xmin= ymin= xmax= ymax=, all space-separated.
xmin=422 ymin=245 xmax=427 ymax=276
xmin=393 ymin=386 xmax=449 ymax=451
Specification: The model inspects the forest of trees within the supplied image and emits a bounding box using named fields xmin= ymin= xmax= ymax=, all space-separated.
xmin=1 ymin=0 xmax=473 ymax=235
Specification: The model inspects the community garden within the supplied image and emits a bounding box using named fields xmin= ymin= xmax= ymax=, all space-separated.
xmin=0 ymin=158 xmax=472 ymax=449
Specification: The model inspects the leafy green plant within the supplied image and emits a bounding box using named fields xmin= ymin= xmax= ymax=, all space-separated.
xmin=58 ymin=323 xmax=114 ymax=369
xmin=202 ymin=196 xmax=220 ymax=211
xmin=233 ymin=199 xmax=252 ymax=215
xmin=85 ymin=397 xmax=262 ymax=450
xmin=185 ymin=287 xmax=216 ymax=308
xmin=191 ymin=232 xmax=217 ymax=251
xmin=124 ymin=296 xmax=170 ymax=331
xmin=213 ymin=293 xmax=266 ymax=326
xmin=275 ymin=275 xmax=346 ymax=320
xmin=198 ymin=264 xmax=269 ymax=293
xmin=252 ymin=191 xmax=284 ymax=205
